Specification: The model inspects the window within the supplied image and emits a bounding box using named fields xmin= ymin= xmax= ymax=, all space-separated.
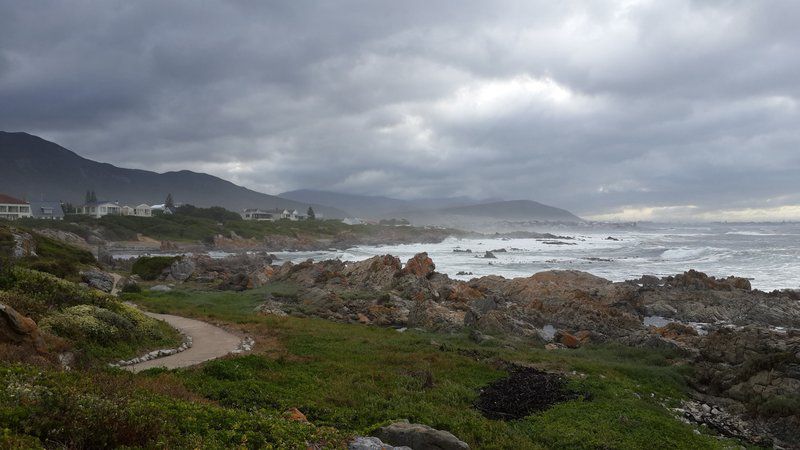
xmin=0 ymin=206 xmax=6 ymax=212
xmin=9 ymin=206 xmax=18 ymax=213
xmin=20 ymin=206 xmax=30 ymax=213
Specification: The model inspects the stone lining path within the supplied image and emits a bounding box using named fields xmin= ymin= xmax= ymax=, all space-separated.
xmin=124 ymin=311 xmax=241 ymax=373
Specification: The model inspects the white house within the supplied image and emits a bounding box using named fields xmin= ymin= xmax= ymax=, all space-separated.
xmin=78 ymin=201 xmax=122 ymax=218
xmin=132 ymin=204 xmax=152 ymax=217
xmin=0 ymin=194 xmax=31 ymax=220
xmin=242 ymin=208 xmax=279 ymax=221
xmin=342 ymin=217 xmax=364 ymax=225
xmin=243 ymin=208 xmax=311 ymax=221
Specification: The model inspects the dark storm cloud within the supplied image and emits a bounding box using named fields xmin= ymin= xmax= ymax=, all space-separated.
xmin=1 ymin=0 xmax=799 ymax=219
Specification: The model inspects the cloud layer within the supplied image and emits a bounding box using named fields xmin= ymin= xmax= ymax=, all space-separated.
xmin=1 ymin=0 xmax=798 ymax=220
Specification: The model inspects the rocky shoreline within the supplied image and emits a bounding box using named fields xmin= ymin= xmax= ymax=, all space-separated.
xmin=109 ymin=250 xmax=800 ymax=447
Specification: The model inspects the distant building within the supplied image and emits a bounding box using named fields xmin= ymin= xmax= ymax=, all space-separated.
xmin=242 ymin=208 xmax=280 ymax=221
xmin=29 ymin=201 xmax=64 ymax=220
xmin=121 ymin=204 xmax=152 ymax=217
xmin=243 ymin=208 xmax=308 ymax=221
xmin=342 ymin=217 xmax=364 ymax=225
xmin=78 ymin=201 xmax=122 ymax=218
xmin=0 ymin=194 xmax=31 ymax=220
xmin=133 ymin=204 xmax=152 ymax=217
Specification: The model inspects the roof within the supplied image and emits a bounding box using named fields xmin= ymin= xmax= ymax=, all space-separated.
xmin=0 ymin=194 xmax=28 ymax=205
xmin=29 ymin=201 xmax=65 ymax=218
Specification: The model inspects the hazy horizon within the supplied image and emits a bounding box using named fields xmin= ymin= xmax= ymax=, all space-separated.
xmin=2 ymin=1 xmax=799 ymax=221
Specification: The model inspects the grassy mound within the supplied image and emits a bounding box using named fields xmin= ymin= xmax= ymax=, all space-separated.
xmin=1 ymin=267 xmax=180 ymax=363
xmin=1 ymin=267 xmax=113 ymax=321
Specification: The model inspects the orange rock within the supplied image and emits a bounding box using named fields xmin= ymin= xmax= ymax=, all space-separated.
xmin=557 ymin=332 xmax=581 ymax=349
xmin=357 ymin=313 xmax=370 ymax=324
xmin=286 ymin=407 xmax=308 ymax=422
xmin=403 ymin=253 xmax=436 ymax=278
xmin=575 ymin=330 xmax=592 ymax=343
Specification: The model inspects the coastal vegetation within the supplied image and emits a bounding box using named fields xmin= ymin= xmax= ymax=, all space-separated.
xmin=0 ymin=222 xmax=784 ymax=448
xmin=15 ymin=208 xmax=460 ymax=245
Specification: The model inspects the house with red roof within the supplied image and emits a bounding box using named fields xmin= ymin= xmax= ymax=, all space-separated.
xmin=0 ymin=194 xmax=31 ymax=220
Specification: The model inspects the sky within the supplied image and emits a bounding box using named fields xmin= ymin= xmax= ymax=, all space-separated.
xmin=1 ymin=0 xmax=799 ymax=221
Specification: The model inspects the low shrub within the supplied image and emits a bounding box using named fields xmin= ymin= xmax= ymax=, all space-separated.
xmin=6 ymin=268 xmax=113 ymax=320
xmin=132 ymin=256 xmax=179 ymax=281
xmin=40 ymin=303 xmax=174 ymax=350
xmin=120 ymin=282 xmax=141 ymax=293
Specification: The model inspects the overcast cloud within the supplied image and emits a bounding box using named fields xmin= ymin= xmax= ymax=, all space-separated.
xmin=1 ymin=0 xmax=799 ymax=220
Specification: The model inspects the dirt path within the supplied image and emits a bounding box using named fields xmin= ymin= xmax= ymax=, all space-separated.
xmin=110 ymin=273 xmax=123 ymax=296
xmin=124 ymin=311 xmax=241 ymax=373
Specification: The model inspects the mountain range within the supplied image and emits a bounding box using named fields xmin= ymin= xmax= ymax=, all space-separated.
xmin=279 ymin=189 xmax=498 ymax=218
xmin=0 ymin=131 xmax=583 ymax=225
xmin=0 ymin=131 xmax=346 ymax=217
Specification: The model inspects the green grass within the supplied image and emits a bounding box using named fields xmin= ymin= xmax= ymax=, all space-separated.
xmin=121 ymin=287 xmax=751 ymax=449
xmin=0 ymin=363 xmax=347 ymax=449
xmin=123 ymin=283 xmax=298 ymax=321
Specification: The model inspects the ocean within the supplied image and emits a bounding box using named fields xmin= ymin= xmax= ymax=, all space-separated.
xmin=271 ymin=222 xmax=800 ymax=291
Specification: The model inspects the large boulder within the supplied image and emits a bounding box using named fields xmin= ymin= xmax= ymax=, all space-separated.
xmin=342 ymin=255 xmax=403 ymax=290
xmin=167 ymin=258 xmax=196 ymax=282
xmin=79 ymin=269 xmax=115 ymax=293
xmin=403 ymin=253 xmax=436 ymax=279
xmin=0 ymin=302 xmax=46 ymax=353
xmin=375 ymin=421 xmax=469 ymax=450
xmin=349 ymin=436 xmax=410 ymax=450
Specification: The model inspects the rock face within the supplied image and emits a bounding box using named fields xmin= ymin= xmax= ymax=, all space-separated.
xmin=11 ymin=231 xmax=36 ymax=258
xmin=637 ymin=272 xmax=800 ymax=328
xmin=690 ymin=326 xmax=800 ymax=447
xmin=191 ymin=253 xmax=274 ymax=289
xmin=80 ymin=269 xmax=115 ymax=293
xmin=261 ymin=256 xmax=800 ymax=341
xmin=375 ymin=421 xmax=469 ymax=450
xmin=167 ymin=258 xmax=196 ymax=282
xmin=0 ymin=302 xmax=46 ymax=353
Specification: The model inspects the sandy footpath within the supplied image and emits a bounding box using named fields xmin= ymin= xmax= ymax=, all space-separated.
xmin=124 ymin=311 xmax=241 ymax=373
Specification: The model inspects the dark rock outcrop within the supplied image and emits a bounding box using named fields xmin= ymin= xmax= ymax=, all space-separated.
xmin=80 ymin=269 xmax=115 ymax=293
